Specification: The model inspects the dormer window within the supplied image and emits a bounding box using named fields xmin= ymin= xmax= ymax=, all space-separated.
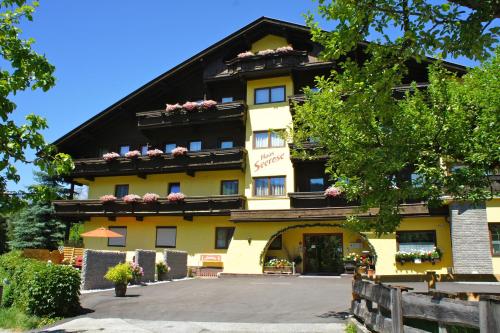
xmin=255 ymin=86 xmax=285 ymax=104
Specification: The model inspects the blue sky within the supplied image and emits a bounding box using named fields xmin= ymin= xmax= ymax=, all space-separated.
xmin=7 ymin=0 xmax=485 ymax=192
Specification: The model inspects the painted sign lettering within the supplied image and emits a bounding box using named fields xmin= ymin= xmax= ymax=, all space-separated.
xmin=254 ymin=151 xmax=285 ymax=172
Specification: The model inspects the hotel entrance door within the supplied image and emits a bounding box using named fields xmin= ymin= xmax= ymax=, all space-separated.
xmin=303 ymin=234 xmax=343 ymax=274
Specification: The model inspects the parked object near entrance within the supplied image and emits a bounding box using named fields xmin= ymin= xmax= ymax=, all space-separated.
xmin=81 ymin=249 xmax=126 ymax=290
xmin=156 ymin=262 xmax=170 ymax=281
xmin=135 ymin=249 xmax=156 ymax=282
xmin=104 ymin=262 xmax=133 ymax=297
xmin=164 ymin=250 xmax=188 ymax=279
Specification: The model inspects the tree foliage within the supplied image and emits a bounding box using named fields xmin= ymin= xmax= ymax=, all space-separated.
xmin=8 ymin=203 xmax=64 ymax=250
xmin=0 ymin=0 xmax=73 ymax=204
xmin=292 ymin=0 xmax=500 ymax=233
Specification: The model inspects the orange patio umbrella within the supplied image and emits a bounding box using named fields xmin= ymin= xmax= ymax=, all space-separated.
xmin=81 ymin=227 xmax=124 ymax=238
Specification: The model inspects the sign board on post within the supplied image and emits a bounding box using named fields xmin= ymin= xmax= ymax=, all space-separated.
xmin=200 ymin=255 xmax=222 ymax=262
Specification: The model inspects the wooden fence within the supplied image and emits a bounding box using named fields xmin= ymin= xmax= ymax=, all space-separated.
xmin=351 ymin=278 xmax=500 ymax=333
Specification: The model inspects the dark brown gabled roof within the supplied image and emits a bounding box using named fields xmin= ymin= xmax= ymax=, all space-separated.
xmin=52 ymin=17 xmax=311 ymax=147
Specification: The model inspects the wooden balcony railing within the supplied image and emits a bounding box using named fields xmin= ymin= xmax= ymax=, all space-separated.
xmin=288 ymin=192 xmax=357 ymax=209
xmin=53 ymin=195 xmax=246 ymax=219
xmin=70 ymin=148 xmax=246 ymax=179
xmin=136 ymin=101 xmax=246 ymax=129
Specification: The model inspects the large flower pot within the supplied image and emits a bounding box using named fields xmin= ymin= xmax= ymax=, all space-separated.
xmin=158 ymin=272 xmax=169 ymax=281
xmin=114 ymin=284 xmax=127 ymax=297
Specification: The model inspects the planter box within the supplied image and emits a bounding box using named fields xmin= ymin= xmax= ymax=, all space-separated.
xmin=263 ymin=266 xmax=293 ymax=274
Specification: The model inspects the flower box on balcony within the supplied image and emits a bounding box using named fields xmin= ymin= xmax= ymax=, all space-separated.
xmin=263 ymin=266 xmax=293 ymax=274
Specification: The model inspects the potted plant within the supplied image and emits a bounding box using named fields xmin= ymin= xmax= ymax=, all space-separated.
xmin=129 ymin=262 xmax=144 ymax=284
xmin=103 ymin=152 xmax=120 ymax=162
xmin=147 ymin=149 xmax=163 ymax=158
xmin=167 ymin=192 xmax=185 ymax=202
xmin=104 ymin=263 xmax=132 ymax=297
xmin=263 ymin=258 xmax=293 ymax=274
xmin=156 ymin=262 xmax=170 ymax=281
xmin=171 ymin=146 xmax=188 ymax=157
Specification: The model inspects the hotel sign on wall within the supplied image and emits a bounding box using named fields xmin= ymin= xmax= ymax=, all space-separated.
xmin=253 ymin=150 xmax=286 ymax=172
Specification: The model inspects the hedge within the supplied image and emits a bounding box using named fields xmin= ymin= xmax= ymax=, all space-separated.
xmin=0 ymin=252 xmax=81 ymax=317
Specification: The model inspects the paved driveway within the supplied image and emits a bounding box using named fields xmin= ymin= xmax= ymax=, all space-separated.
xmin=40 ymin=276 xmax=352 ymax=332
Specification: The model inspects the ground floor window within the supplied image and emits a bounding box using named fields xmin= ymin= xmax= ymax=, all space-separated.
xmin=396 ymin=230 xmax=436 ymax=252
xmin=490 ymin=224 xmax=500 ymax=255
xmin=156 ymin=227 xmax=177 ymax=248
xmin=215 ymin=227 xmax=235 ymax=249
xmin=108 ymin=227 xmax=127 ymax=247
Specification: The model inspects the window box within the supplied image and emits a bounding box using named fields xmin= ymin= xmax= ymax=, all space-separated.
xmin=263 ymin=266 xmax=293 ymax=274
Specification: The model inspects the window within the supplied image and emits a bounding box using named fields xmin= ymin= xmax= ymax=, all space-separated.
xmin=220 ymin=140 xmax=234 ymax=149
xmin=269 ymin=234 xmax=282 ymax=250
xmin=309 ymin=178 xmax=325 ymax=192
xmin=215 ymin=227 xmax=235 ymax=249
xmin=165 ymin=143 xmax=176 ymax=154
xmin=397 ymin=231 xmax=436 ymax=252
xmin=114 ymin=184 xmax=129 ymax=198
xmin=119 ymin=145 xmax=130 ymax=156
xmin=141 ymin=145 xmax=149 ymax=155
xmin=490 ymin=224 xmax=500 ymax=256
xmin=156 ymin=227 xmax=176 ymax=248
xmin=254 ymin=86 xmax=285 ymax=104
xmin=253 ymin=130 xmax=285 ymax=149
xmin=221 ymin=97 xmax=233 ymax=103
xmin=189 ymin=140 xmax=202 ymax=152
xmin=108 ymin=227 xmax=126 ymax=247
xmin=254 ymin=176 xmax=286 ymax=196
xmin=221 ymin=180 xmax=238 ymax=195
xmin=168 ymin=182 xmax=181 ymax=194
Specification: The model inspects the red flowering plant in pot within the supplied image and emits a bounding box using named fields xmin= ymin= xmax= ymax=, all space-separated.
xmin=124 ymin=150 xmax=141 ymax=159
xmin=182 ymin=101 xmax=198 ymax=112
xmin=99 ymin=195 xmax=117 ymax=203
xmin=165 ymin=103 xmax=182 ymax=113
xmin=123 ymin=194 xmax=141 ymax=204
xmin=171 ymin=146 xmax=188 ymax=157
xmin=167 ymin=192 xmax=185 ymax=203
xmin=201 ymin=100 xmax=217 ymax=110
xmin=103 ymin=152 xmax=120 ymax=162
xmin=143 ymin=193 xmax=159 ymax=203
xmin=146 ymin=149 xmax=163 ymax=158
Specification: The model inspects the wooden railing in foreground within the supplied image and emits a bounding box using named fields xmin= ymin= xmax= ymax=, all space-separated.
xmin=351 ymin=278 xmax=500 ymax=333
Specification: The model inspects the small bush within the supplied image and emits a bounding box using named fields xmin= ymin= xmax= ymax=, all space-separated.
xmin=0 ymin=252 xmax=81 ymax=317
xmin=104 ymin=263 xmax=132 ymax=285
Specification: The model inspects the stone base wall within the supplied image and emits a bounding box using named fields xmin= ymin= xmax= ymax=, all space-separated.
xmin=82 ymin=249 xmax=126 ymax=290
xmin=164 ymin=250 xmax=187 ymax=279
xmin=135 ymin=249 xmax=156 ymax=282
xmin=450 ymin=202 xmax=493 ymax=274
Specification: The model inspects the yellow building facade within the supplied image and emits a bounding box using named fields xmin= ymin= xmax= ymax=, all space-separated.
xmin=53 ymin=18 xmax=499 ymax=278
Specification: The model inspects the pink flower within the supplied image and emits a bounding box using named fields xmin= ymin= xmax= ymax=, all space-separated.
xmin=125 ymin=150 xmax=141 ymax=159
xmin=99 ymin=195 xmax=117 ymax=203
xmin=147 ymin=149 xmax=163 ymax=157
xmin=165 ymin=103 xmax=182 ymax=112
xmin=167 ymin=192 xmax=185 ymax=202
xmin=182 ymin=101 xmax=198 ymax=111
xmin=276 ymin=45 xmax=294 ymax=53
xmin=103 ymin=152 xmax=120 ymax=161
xmin=257 ymin=49 xmax=275 ymax=56
xmin=123 ymin=194 xmax=141 ymax=203
xmin=171 ymin=146 xmax=188 ymax=157
xmin=237 ymin=51 xmax=254 ymax=58
xmin=201 ymin=100 xmax=217 ymax=109
xmin=143 ymin=193 xmax=159 ymax=203
xmin=324 ymin=186 xmax=342 ymax=198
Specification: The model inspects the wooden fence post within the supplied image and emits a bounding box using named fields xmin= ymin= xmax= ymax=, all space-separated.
xmin=390 ymin=287 xmax=403 ymax=333
xmin=479 ymin=295 xmax=500 ymax=333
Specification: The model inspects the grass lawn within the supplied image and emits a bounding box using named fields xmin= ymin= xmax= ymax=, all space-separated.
xmin=0 ymin=307 xmax=57 ymax=331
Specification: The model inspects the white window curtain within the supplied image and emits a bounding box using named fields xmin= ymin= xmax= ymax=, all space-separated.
xmin=255 ymin=132 xmax=269 ymax=148
xmin=270 ymin=177 xmax=285 ymax=196
xmin=254 ymin=178 xmax=269 ymax=196
xmin=156 ymin=228 xmax=176 ymax=247
xmin=270 ymin=132 xmax=285 ymax=147
xmin=108 ymin=227 xmax=127 ymax=247
xmin=399 ymin=243 xmax=435 ymax=252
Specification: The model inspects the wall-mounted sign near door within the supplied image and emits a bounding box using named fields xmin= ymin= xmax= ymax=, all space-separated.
xmin=254 ymin=151 xmax=285 ymax=172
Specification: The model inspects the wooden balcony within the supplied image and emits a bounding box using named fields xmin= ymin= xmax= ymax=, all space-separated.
xmin=230 ymin=203 xmax=448 ymax=222
xmin=288 ymin=192 xmax=357 ymax=208
xmin=136 ymin=101 xmax=246 ymax=130
xmin=70 ymin=148 xmax=246 ymax=179
xmin=53 ymin=195 xmax=246 ymax=219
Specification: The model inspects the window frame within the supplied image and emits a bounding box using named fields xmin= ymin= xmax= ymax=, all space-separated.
xmin=253 ymin=130 xmax=286 ymax=149
xmin=140 ymin=144 xmax=149 ymax=155
xmin=108 ymin=226 xmax=127 ymax=247
xmin=119 ymin=145 xmax=130 ymax=156
xmin=220 ymin=180 xmax=239 ymax=195
xmin=164 ymin=142 xmax=176 ymax=154
xmin=114 ymin=184 xmax=129 ymax=198
xmin=215 ymin=227 xmax=235 ymax=249
xmin=155 ymin=227 xmax=177 ymax=248
xmin=221 ymin=97 xmax=234 ymax=103
xmin=489 ymin=223 xmax=500 ymax=257
xmin=219 ymin=138 xmax=234 ymax=149
xmin=254 ymin=85 xmax=286 ymax=105
xmin=269 ymin=234 xmax=283 ymax=250
xmin=168 ymin=182 xmax=181 ymax=194
xmin=309 ymin=177 xmax=325 ymax=192
xmin=396 ymin=230 xmax=437 ymax=251
xmin=253 ymin=176 xmax=286 ymax=197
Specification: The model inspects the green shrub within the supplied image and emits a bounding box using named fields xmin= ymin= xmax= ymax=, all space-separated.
xmin=104 ymin=263 xmax=132 ymax=285
xmin=0 ymin=252 xmax=81 ymax=317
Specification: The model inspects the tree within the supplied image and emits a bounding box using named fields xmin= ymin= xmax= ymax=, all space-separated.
xmin=25 ymin=171 xmax=72 ymax=204
xmin=0 ymin=0 xmax=73 ymax=206
xmin=8 ymin=203 xmax=65 ymax=250
xmin=292 ymin=1 xmax=500 ymax=234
